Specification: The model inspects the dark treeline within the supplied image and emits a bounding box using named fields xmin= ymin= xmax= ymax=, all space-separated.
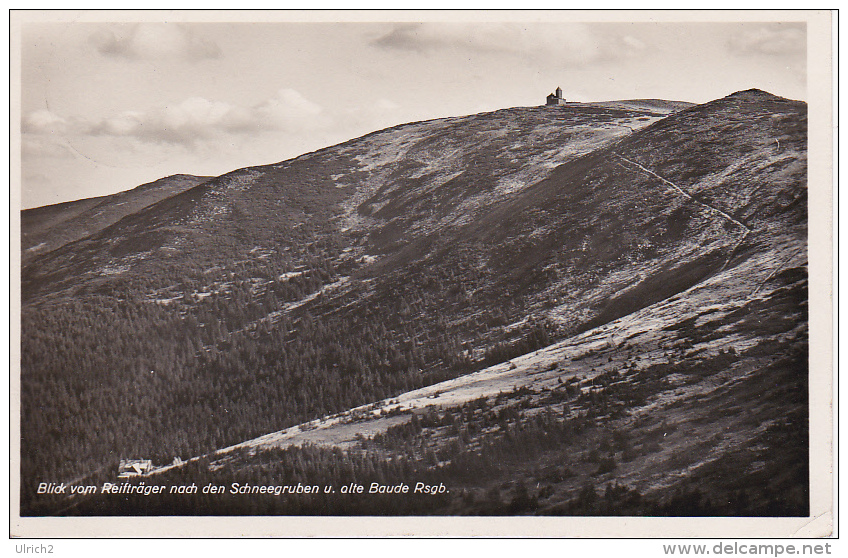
xmin=56 ymin=386 xmax=806 ymax=516
xmin=21 ymin=237 xmax=556 ymax=513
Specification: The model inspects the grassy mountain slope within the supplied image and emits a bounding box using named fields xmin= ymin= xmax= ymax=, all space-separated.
xmin=21 ymin=105 xmax=670 ymax=300
xmin=21 ymin=174 xmax=211 ymax=266
xmin=20 ymin=91 xmax=807 ymax=517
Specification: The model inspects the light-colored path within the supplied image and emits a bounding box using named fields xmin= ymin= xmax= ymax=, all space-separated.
xmin=613 ymin=153 xmax=753 ymax=274
xmin=613 ymin=153 xmax=751 ymax=233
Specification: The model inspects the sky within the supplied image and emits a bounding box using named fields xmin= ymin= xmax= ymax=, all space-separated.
xmin=17 ymin=17 xmax=807 ymax=209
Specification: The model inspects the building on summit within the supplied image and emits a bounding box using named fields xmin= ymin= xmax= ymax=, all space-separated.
xmin=546 ymin=87 xmax=566 ymax=106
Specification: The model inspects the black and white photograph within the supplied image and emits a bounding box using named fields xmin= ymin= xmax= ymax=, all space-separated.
xmin=10 ymin=9 xmax=834 ymax=538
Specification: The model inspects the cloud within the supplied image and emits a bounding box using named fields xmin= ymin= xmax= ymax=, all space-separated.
xmin=90 ymin=24 xmax=221 ymax=62
xmin=63 ymin=88 xmax=327 ymax=147
xmin=371 ymin=23 xmax=646 ymax=66
xmin=252 ymin=89 xmax=324 ymax=129
xmin=728 ymin=24 xmax=806 ymax=56
xmin=21 ymin=109 xmax=67 ymax=135
xmin=22 ymin=136 xmax=75 ymax=159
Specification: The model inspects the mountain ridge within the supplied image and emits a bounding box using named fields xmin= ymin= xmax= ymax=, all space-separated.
xmin=21 ymin=173 xmax=212 ymax=266
xmin=20 ymin=90 xmax=809 ymax=517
